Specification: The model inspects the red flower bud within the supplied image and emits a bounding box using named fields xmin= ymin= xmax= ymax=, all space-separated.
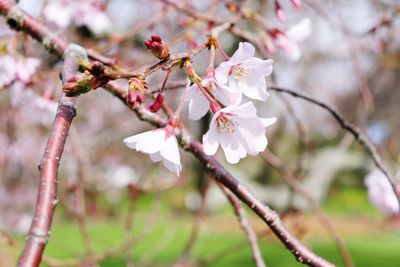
xmin=291 ymin=0 xmax=302 ymax=9
xmin=127 ymin=77 xmax=147 ymax=108
xmin=274 ymin=1 xmax=285 ymax=22
xmin=147 ymin=93 xmax=164 ymax=113
xmin=144 ymin=35 xmax=170 ymax=60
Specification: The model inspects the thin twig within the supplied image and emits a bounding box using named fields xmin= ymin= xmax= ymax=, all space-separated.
xmin=269 ymin=85 xmax=400 ymax=212
xmin=218 ymin=182 xmax=267 ymax=267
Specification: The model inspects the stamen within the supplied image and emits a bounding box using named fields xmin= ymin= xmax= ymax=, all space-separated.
xmin=230 ymin=64 xmax=249 ymax=80
xmin=216 ymin=113 xmax=239 ymax=134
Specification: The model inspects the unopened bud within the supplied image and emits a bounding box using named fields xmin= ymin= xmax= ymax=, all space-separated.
xmin=147 ymin=93 xmax=164 ymax=113
xmin=144 ymin=35 xmax=170 ymax=60
xmin=274 ymin=1 xmax=285 ymax=22
xmin=128 ymin=77 xmax=148 ymax=93
xmin=291 ymin=0 xmax=302 ymax=9
xmin=128 ymin=77 xmax=147 ymax=108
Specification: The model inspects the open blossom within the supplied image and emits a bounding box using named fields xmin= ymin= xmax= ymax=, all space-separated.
xmin=0 ymin=55 xmax=40 ymax=88
xmin=364 ymin=169 xmax=399 ymax=216
xmin=43 ymin=0 xmax=113 ymax=37
xmin=188 ymin=77 xmax=241 ymax=120
xmin=202 ymin=102 xmax=276 ymax=164
xmin=267 ymin=18 xmax=311 ymax=61
xmin=215 ymin=42 xmax=273 ymax=101
xmin=15 ymin=57 xmax=41 ymax=83
xmin=0 ymin=55 xmax=16 ymax=88
xmin=123 ymin=123 xmax=181 ymax=175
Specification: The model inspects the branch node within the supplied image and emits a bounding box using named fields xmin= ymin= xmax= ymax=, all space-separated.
xmin=6 ymin=6 xmax=23 ymax=31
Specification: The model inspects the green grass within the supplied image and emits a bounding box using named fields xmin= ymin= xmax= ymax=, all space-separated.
xmin=31 ymin=213 xmax=400 ymax=267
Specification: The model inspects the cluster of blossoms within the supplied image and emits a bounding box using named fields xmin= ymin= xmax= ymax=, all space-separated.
xmin=124 ymin=40 xmax=276 ymax=176
xmin=0 ymin=54 xmax=40 ymax=88
xmin=43 ymin=0 xmax=113 ymax=37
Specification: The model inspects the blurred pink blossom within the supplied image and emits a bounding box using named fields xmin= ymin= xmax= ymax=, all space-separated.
xmin=364 ymin=169 xmax=400 ymax=216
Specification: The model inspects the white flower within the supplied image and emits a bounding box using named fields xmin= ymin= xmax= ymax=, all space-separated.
xmin=188 ymin=77 xmax=241 ymax=120
xmin=124 ymin=126 xmax=181 ymax=175
xmin=15 ymin=57 xmax=41 ymax=83
xmin=74 ymin=2 xmax=113 ymax=37
xmin=0 ymin=56 xmax=40 ymax=88
xmin=0 ymin=55 xmax=17 ymax=88
xmin=43 ymin=1 xmax=74 ymax=28
xmin=202 ymin=102 xmax=276 ymax=164
xmin=215 ymin=42 xmax=273 ymax=101
xmin=364 ymin=169 xmax=399 ymax=216
xmin=268 ymin=18 xmax=311 ymax=61
xmin=43 ymin=1 xmax=113 ymax=36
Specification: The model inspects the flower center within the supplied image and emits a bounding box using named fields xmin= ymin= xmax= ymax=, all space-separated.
xmin=217 ymin=113 xmax=238 ymax=134
xmin=231 ymin=64 xmax=249 ymax=80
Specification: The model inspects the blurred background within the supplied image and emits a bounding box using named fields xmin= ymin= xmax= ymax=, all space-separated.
xmin=0 ymin=0 xmax=400 ymax=266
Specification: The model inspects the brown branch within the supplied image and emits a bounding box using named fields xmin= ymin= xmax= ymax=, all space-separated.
xmin=0 ymin=0 xmax=115 ymax=65
xmin=17 ymin=44 xmax=87 ymax=267
xmin=269 ymin=86 xmax=400 ymax=212
xmin=218 ymin=182 xmax=267 ymax=267
xmin=261 ymin=150 xmax=355 ymax=267
xmin=0 ymin=2 xmax=335 ymax=265
xmin=106 ymin=81 xmax=335 ymax=267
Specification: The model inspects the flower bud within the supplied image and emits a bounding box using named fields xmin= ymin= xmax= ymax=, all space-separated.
xmin=147 ymin=93 xmax=164 ymax=113
xmin=274 ymin=1 xmax=285 ymax=22
xmin=127 ymin=77 xmax=147 ymax=108
xmin=144 ymin=35 xmax=170 ymax=60
xmin=291 ymin=0 xmax=302 ymax=9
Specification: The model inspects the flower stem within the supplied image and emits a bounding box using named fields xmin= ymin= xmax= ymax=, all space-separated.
xmin=175 ymin=79 xmax=191 ymax=115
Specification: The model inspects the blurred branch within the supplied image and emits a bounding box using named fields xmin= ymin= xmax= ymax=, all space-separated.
xmin=269 ymin=85 xmax=400 ymax=212
xmin=218 ymin=182 xmax=267 ymax=267
xmin=17 ymin=44 xmax=87 ymax=267
xmin=0 ymin=0 xmax=114 ymax=65
xmin=174 ymin=179 xmax=210 ymax=266
xmin=67 ymin=127 xmax=98 ymax=267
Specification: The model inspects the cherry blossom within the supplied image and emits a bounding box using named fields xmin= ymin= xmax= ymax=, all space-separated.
xmin=43 ymin=1 xmax=73 ymax=28
xmin=215 ymin=42 xmax=273 ymax=101
xmin=15 ymin=57 xmax=41 ymax=83
xmin=187 ymin=77 xmax=241 ymax=120
xmin=124 ymin=122 xmax=181 ymax=175
xmin=267 ymin=18 xmax=311 ymax=61
xmin=364 ymin=169 xmax=399 ymax=216
xmin=0 ymin=55 xmax=16 ymax=88
xmin=43 ymin=0 xmax=113 ymax=37
xmin=0 ymin=55 xmax=40 ymax=88
xmin=202 ymin=102 xmax=276 ymax=164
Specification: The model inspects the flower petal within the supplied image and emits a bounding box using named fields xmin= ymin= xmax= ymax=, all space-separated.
xmin=215 ymin=61 xmax=231 ymax=85
xmin=230 ymin=42 xmax=255 ymax=63
xmin=188 ymin=88 xmax=210 ymax=120
xmin=260 ymin=117 xmax=277 ymax=128
xmin=202 ymin=124 xmax=219 ymax=156
xmin=160 ymin=136 xmax=181 ymax=165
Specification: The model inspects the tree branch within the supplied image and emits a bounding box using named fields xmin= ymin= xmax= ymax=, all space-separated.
xmin=0 ymin=2 xmax=335 ymax=266
xmin=106 ymin=81 xmax=335 ymax=267
xmin=17 ymin=44 xmax=87 ymax=267
xmin=269 ymin=86 xmax=400 ymax=212
xmin=218 ymin=182 xmax=267 ymax=267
